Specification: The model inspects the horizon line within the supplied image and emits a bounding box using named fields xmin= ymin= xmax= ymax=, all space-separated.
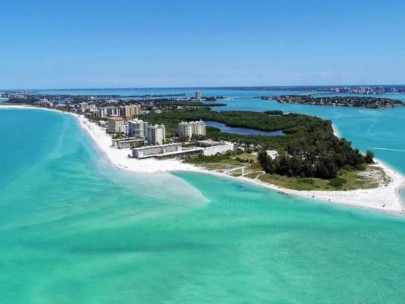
xmin=2 ymin=84 xmax=405 ymax=91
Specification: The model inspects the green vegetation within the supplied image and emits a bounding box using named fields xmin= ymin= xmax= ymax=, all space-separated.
xmin=264 ymin=110 xmax=283 ymax=115
xmin=365 ymin=150 xmax=375 ymax=163
xmin=257 ymin=120 xmax=374 ymax=179
xmin=186 ymin=153 xmax=231 ymax=164
xmin=255 ymin=165 xmax=382 ymax=191
xmin=266 ymin=95 xmax=404 ymax=109
xmin=328 ymin=177 xmax=347 ymax=188
xmin=186 ymin=153 xmax=254 ymax=165
xmin=111 ymin=133 xmax=125 ymax=139
xmin=85 ymin=114 xmax=107 ymax=123
xmin=187 ymin=151 xmax=383 ymax=191
xmin=141 ymin=109 xmax=329 ymax=150
xmin=142 ymin=108 xmax=379 ymax=190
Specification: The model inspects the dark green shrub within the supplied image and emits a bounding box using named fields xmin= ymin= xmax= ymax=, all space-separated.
xmin=328 ymin=177 xmax=347 ymax=188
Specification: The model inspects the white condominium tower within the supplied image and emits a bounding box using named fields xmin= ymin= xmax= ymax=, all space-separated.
xmin=195 ymin=90 xmax=202 ymax=101
xmin=178 ymin=120 xmax=206 ymax=140
xmin=128 ymin=118 xmax=149 ymax=138
xmin=101 ymin=106 xmax=121 ymax=117
xmin=147 ymin=124 xmax=166 ymax=145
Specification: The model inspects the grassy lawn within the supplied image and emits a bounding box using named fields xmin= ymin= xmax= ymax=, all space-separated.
xmin=256 ymin=165 xmax=383 ymax=191
xmin=189 ymin=154 xmax=255 ymax=171
xmin=187 ymin=153 xmax=385 ymax=191
xmin=193 ymin=159 xmax=242 ymax=171
xmin=232 ymin=152 xmax=257 ymax=162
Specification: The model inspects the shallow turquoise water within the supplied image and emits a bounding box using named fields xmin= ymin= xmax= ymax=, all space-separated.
xmin=1 ymin=93 xmax=405 ymax=303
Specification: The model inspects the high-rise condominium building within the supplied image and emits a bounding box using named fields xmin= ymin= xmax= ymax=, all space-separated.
xmin=100 ymin=107 xmax=121 ymax=117
xmin=128 ymin=118 xmax=149 ymax=138
xmin=178 ymin=120 xmax=206 ymax=140
xmin=107 ymin=116 xmax=124 ymax=133
xmin=121 ymin=104 xmax=141 ymax=118
xmin=195 ymin=91 xmax=202 ymax=101
xmin=80 ymin=102 xmax=89 ymax=110
xmin=147 ymin=124 xmax=166 ymax=145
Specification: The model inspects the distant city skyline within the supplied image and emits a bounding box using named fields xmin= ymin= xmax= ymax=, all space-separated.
xmin=1 ymin=0 xmax=405 ymax=89
xmin=3 ymin=84 xmax=405 ymax=91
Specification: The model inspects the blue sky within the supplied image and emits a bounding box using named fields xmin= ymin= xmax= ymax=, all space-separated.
xmin=1 ymin=0 xmax=405 ymax=89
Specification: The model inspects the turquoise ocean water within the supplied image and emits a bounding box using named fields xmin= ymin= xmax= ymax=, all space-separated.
xmin=1 ymin=89 xmax=405 ymax=303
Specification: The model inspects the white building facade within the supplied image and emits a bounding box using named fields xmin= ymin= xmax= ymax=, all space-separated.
xmin=198 ymin=140 xmax=234 ymax=156
xmin=132 ymin=143 xmax=181 ymax=159
xmin=128 ymin=119 xmax=149 ymax=138
xmin=147 ymin=124 xmax=166 ymax=145
xmin=178 ymin=120 xmax=206 ymax=140
xmin=195 ymin=91 xmax=202 ymax=101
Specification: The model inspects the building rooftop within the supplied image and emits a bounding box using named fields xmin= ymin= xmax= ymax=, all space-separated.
xmin=108 ymin=116 xmax=124 ymax=121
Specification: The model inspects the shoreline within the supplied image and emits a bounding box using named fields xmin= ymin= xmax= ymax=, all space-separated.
xmin=332 ymin=124 xmax=340 ymax=137
xmin=2 ymin=104 xmax=405 ymax=215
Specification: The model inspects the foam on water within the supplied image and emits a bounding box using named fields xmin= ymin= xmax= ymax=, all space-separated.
xmin=369 ymin=147 xmax=405 ymax=153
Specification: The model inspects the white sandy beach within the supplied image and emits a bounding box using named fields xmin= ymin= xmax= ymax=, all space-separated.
xmin=2 ymin=105 xmax=405 ymax=214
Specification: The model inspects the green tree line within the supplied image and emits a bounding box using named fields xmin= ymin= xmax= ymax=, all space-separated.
xmin=257 ymin=120 xmax=375 ymax=179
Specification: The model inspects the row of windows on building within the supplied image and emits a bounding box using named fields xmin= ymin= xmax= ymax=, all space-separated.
xmin=80 ymin=103 xmax=141 ymax=118
xmin=107 ymin=117 xmax=207 ymax=145
xmin=108 ymin=117 xmax=165 ymax=145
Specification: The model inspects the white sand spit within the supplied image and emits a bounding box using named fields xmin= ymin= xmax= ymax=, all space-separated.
xmin=2 ymin=105 xmax=404 ymax=214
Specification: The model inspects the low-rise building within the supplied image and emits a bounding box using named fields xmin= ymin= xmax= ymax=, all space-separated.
xmin=112 ymin=138 xmax=145 ymax=149
xmin=132 ymin=143 xmax=203 ymax=159
xmin=132 ymin=143 xmax=182 ymax=159
xmin=198 ymin=140 xmax=234 ymax=156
